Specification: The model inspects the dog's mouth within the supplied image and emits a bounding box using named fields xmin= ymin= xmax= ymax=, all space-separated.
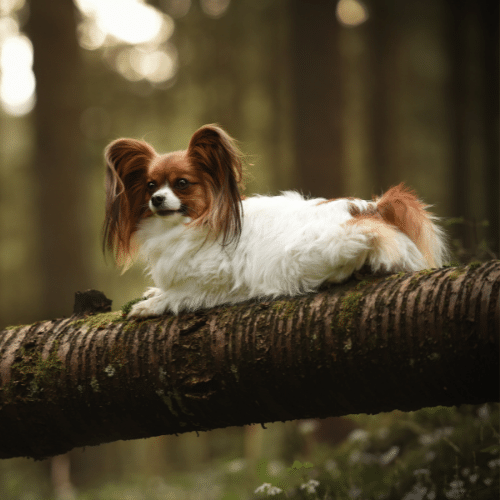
xmin=155 ymin=205 xmax=188 ymax=217
xmin=155 ymin=209 xmax=179 ymax=216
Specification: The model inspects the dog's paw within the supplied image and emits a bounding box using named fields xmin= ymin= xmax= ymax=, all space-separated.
xmin=128 ymin=289 xmax=168 ymax=318
xmin=143 ymin=287 xmax=163 ymax=300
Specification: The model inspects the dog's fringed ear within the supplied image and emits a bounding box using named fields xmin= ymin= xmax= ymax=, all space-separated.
xmin=103 ymin=138 xmax=156 ymax=265
xmin=187 ymin=124 xmax=244 ymax=246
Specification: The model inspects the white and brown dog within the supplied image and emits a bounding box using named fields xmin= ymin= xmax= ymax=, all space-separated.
xmin=103 ymin=124 xmax=448 ymax=317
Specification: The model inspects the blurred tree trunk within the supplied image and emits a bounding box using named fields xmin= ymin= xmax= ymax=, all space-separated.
xmin=365 ymin=0 xmax=394 ymax=191
xmin=448 ymin=0 xmax=470 ymax=249
xmin=446 ymin=0 xmax=499 ymax=256
xmin=27 ymin=0 xmax=91 ymax=319
xmin=479 ymin=1 xmax=499 ymax=257
xmin=0 ymin=262 xmax=498 ymax=460
xmin=289 ymin=0 xmax=344 ymax=198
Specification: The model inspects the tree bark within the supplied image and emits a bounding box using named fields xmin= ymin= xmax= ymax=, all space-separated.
xmin=0 ymin=261 xmax=498 ymax=460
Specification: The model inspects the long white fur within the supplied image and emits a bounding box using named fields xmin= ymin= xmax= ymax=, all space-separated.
xmin=130 ymin=191 xmax=443 ymax=317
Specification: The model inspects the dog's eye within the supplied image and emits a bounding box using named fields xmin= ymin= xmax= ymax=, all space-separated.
xmin=147 ymin=181 xmax=157 ymax=192
xmin=175 ymin=178 xmax=189 ymax=190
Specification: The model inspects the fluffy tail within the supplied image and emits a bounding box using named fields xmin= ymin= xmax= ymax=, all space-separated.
xmin=374 ymin=183 xmax=448 ymax=268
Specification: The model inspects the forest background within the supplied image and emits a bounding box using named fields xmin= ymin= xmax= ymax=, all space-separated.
xmin=0 ymin=0 xmax=498 ymax=498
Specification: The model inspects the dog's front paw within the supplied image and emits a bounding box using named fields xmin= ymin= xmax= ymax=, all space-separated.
xmin=143 ymin=287 xmax=163 ymax=300
xmin=128 ymin=289 xmax=168 ymax=319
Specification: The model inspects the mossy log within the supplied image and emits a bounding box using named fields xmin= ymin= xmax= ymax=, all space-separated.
xmin=0 ymin=261 xmax=498 ymax=460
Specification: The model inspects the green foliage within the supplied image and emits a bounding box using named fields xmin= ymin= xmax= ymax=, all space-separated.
xmin=253 ymin=405 xmax=500 ymax=500
xmin=1 ymin=405 xmax=497 ymax=499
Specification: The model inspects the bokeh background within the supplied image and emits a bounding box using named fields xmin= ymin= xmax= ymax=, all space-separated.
xmin=0 ymin=0 xmax=498 ymax=498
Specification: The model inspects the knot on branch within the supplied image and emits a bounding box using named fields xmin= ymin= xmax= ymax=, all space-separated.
xmin=73 ymin=289 xmax=112 ymax=317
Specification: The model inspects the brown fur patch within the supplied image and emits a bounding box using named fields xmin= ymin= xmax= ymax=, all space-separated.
xmin=374 ymin=183 xmax=430 ymax=250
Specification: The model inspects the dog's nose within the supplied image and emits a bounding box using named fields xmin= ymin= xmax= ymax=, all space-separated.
xmin=151 ymin=194 xmax=164 ymax=207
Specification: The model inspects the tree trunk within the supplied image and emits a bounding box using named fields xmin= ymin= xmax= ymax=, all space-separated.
xmin=289 ymin=0 xmax=343 ymax=198
xmin=27 ymin=0 xmax=92 ymax=319
xmin=0 ymin=261 xmax=498 ymax=460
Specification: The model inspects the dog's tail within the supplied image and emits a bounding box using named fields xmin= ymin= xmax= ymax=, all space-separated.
xmin=375 ymin=183 xmax=448 ymax=268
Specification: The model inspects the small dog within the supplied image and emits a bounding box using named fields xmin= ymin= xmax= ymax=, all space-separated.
xmin=103 ymin=124 xmax=447 ymax=317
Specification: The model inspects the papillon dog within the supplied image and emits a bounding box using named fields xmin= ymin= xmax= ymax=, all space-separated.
xmin=103 ymin=124 xmax=448 ymax=318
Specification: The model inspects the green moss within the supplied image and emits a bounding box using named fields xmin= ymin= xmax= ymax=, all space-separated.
xmin=338 ymin=291 xmax=363 ymax=328
xmin=4 ymin=325 xmax=24 ymax=331
xmin=121 ymin=297 xmax=144 ymax=316
xmin=386 ymin=271 xmax=407 ymax=281
xmin=70 ymin=311 xmax=123 ymax=329
xmin=3 ymin=321 xmax=42 ymax=332
xmin=448 ymin=266 xmax=468 ymax=281
xmin=90 ymin=377 xmax=100 ymax=392
xmin=106 ymin=341 xmax=128 ymax=370
xmin=409 ymin=268 xmax=434 ymax=286
xmin=3 ymin=341 xmax=64 ymax=402
xmin=417 ymin=268 xmax=434 ymax=276
xmin=468 ymin=261 xmax=482 ymax=270
xmin=270 ymin=300 xmax=297 ymax=319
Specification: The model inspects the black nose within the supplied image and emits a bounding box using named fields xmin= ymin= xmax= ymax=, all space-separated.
xmin=151 ymin=194 xmax=164 ymax=208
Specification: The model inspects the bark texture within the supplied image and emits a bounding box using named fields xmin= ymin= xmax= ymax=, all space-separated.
xmin=0 ymin=262 xmax=498 ymax=460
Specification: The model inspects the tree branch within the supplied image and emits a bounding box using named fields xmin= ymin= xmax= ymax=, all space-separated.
xmin=0 ymin=262 xmax=498 ymax=460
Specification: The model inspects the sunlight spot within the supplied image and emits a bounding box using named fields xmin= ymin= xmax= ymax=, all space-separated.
xmin=200 ymin=0 xmax=231 ymax=19
xmin=77 ymin=19 xmax=107 ymax=51
xmin=336 ymin=0 xmax=369 ymax=27
xmin=0 ymin=16 xmax=19 ymax=40
xmin=115 ymin=48 xmax=143 ymax=81
xmin=115 ymin=44 xmax=178 ymax=83
xmin=166 ymin=0 xmax=192 ymax=18
xmin=0 ymin=34 xmax=35 ymax=115
xmin=129 ymin=45 xmax=178 ymax=83
xmin=75 ymin=0 xmax=173 ymax=47
xmin=0 ymin=0 xmax=25 ymax=16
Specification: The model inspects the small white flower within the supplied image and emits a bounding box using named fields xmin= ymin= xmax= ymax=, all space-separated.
xmin=268 ymin=486 xmax=283 ymax=496
xmin=104 ymin=365 xmax=116 ymax=377
xmin=267 ymin=460 xmax=285 ymax=477
xmin=402 ymin=486 xmax=425 ymax=500
xmin=477 ymin=404 xmax=490 ymax=421
xmin=348 ymin=429 xmax=369 ymax=442
xmin=349 ymin=450 xmax=362 ymax=464
xmin=255 ymin=483 xmax=272 ymax=494
xmin=402 ymin=484 xmax=427 ymax=500
xmin=348 ymin=486 xmax=361 ymax=499
xmin=300 ymin=479 xmax=320 ymax=494
xmin=226 ymin=458 xmax=246 ymax=473
xmin=380 ymin=445 xmax=399 ymax=465
xmin=468 ymin=473 xmax=479 ymax=484
xmin=413 ymin=469 xmax=430 ymax=477
xmin=254 ymin=483 xmax=283 ymax=496
xmin=298 ymin=419 xmax=319 ymax=434
xmin=444 ymin=479 xmax=465 ymax=499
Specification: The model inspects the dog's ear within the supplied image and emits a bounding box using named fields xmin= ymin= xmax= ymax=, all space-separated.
xmin=188 ymin=124 xmax=243 ymax=245
xmin=103 ymin=138 xmax=156 ymax=264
